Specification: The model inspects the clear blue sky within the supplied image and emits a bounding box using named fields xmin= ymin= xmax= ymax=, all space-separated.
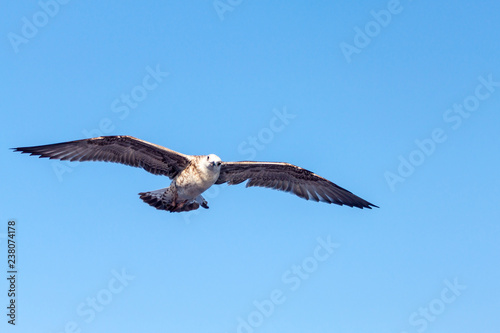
xmin=2 ymin=1 xmax=499 ymax=332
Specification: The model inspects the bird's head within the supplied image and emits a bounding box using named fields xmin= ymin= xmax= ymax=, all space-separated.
xmin=205 ymin=154 xmax=222 ymax=169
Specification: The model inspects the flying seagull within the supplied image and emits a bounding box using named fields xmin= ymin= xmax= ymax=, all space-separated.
xmin=13 ymin=136 xmax=378 ymax=212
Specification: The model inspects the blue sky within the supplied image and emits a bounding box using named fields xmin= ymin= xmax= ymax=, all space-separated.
xmin=1 ymin=1 xmax=499 ymax=332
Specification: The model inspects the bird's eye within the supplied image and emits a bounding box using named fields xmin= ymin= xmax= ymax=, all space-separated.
xmin=207 ymin=156 xmax=210 ymax=161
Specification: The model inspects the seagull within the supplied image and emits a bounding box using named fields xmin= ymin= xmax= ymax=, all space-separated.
xmin=13 ymin=136 xmax=378 ymax=212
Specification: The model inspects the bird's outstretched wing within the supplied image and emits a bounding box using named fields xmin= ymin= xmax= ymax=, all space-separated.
xmin=13 ymin=136 xmax=191 ymax=178
xmin=216 ymin=161 xmax=378 ymax=209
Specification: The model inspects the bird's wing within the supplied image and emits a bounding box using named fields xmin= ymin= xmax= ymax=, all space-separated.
xmin=13 ymin=136 xmax=192 ymax=179
xmin=215 ymin=161 xmax=377 ymax=209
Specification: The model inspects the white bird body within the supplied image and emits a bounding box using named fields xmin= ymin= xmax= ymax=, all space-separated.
xmin=144 ymin=154 xmax=223 ymax=212
xmin=174 ymin=154 xmax=222 ymax=198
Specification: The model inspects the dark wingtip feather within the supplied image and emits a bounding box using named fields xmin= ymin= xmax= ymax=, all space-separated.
xmin=12 ymin=146 xmax=50 ymax=159
xmin=13 ymin=146 xmax=37 ymax=153
xmin=357 ymin=201 xmax=379 ymax=209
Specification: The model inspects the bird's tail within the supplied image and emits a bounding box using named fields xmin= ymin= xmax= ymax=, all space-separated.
xmin=138 ymin=188 xmax=209 ymax=213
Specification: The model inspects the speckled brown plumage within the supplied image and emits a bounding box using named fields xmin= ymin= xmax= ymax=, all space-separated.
xmin=13 ymin=135 xmax=378 ymax=212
